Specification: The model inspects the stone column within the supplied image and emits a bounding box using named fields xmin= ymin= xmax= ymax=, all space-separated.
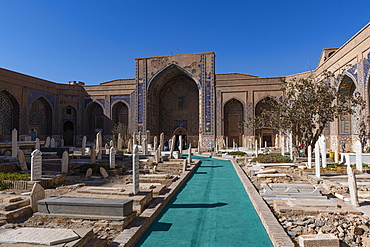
xmin=61 ymin=151 xmax=69 ymax=174
xmin=82 ymin=136 xmax=87 ymax=155
xmin=315 ymin=141 xmax=321 ymax=178
xmin=347 ymin=164 xmax=359 ymax=207
xmin=132 ymin=145 xmax=140 ymax=195
xmin=12 ymin=128 xmax=18 ymax=157
xmin=31 ymin=149 xmax=42 ymax=181
xmin=307 ymin=145 xmax=312 ymax=169
xmin=356 ymin=140 xmax=363 ymax=172
xmin=110 ymin=147 xmax=116 ymax=169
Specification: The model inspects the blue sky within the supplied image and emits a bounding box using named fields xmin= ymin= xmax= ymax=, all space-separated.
xmin=0 ymin=0 xmax=369 ymax=85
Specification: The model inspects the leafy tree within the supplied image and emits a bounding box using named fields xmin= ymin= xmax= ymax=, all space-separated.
xmin=111 ymin=122 xmax=129 ymax=148
xmin=249 ymin=71 xmax=364 ymax=154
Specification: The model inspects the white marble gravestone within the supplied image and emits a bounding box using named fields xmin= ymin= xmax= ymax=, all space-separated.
xmin=160 ymin=132 xmax=164 ymax=152
xmin=153 ymin=136 xmax=158 ymax=152
xmin=117 ymin=133 xmax=123 ymax=151
xmin=320 ymin=135 xmax=327 ymax=168
xmin=50 ymin=138 xmax=56 ymax=148
xmin=61 ymin=151 xmax=69 ymax=174
xmin=90 ymin=144 xmax=96 ymax=164
xmin=31 ymin=149 xmax=42 ymax=181
xmin=183 ymin=159 xmax=187 ymax=172
xmin=142 ymin=139 xmax=148 ymax=155
xmin=281 ymin=136 xmax=285 ymax=155
xmin=170 ymin=135 xmax=176 ymax=158
xmin=30 ymin=183 xmax=45 ymax=212
xmin=356 ymin=140 xmax=363 ymax=172
xmin=110 ymin=147 xmax=116 ymax=169
xmin=179 ymin=135 xmax=183 ymax=158
xmin=188 ymin=144 xmax=192 ymax=164
xmin=307 ymin=145 xmax=312 ymax=169
xmin=133 ymin=146 xmax=140 ymax=195
xmin=105 ymin=143 xmax=110 ymax=154
xmin=18 ymin=149 xmax=28 ymax=171
xmin=44 ymin=136 xmax=51 ymax=147
xmin=315 ymin=142 xmax=321 ymax=178
xmin=82 ymin=136 xmax=87 ymax=155
xmin=12 ymin=128 xmax=18 ymax=157
xmin=347 ymin=164 xmax=359 ymax=207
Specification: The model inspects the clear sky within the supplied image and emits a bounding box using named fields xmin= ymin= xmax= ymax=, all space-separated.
xmin=0 ymin=0 xmax=369 ymax=85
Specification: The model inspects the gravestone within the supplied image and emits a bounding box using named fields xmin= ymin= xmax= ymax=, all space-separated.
xmin=138 ymin=131 xmax=142 ymax=145
xmin=110 ymin=147 xmax=116 ymax=169
xmin=179 ymin=135 xmax=183 ymax=158
xmin=307 ymin=145 xmax=312 ymax=169
xmin=44 ymin=136 xmax=51 ymax=147
xmin=31 ymin=149 xmax=42 ymax=181
xmin=90 ymin=144 xmax=96 ymax=164
xmin=232 ymin=140 xmax=236 ymax=150
xmin=347 ymin=164 xmax=359 ymax=207
xmin=30 ymin=183 xmax=45 ymax=212
xmin=133 ymin=146 xmax=139 ymax=195
xmin=315 ymin=141 xmax=321 ymax=178
xmin=170 ymin=136 xmax=176 ymax=158
xmin=153 ymin=136 xmax=158 ymax=151
xmin=61 ymin=139 xmax=64 ymax=147
xmin=86 ymin=168 xmax=93 ymax=178
xmin=255 ymin=139 xmax=258 ymax=157
xmin=197 ymin=140 xmax=200 ymax=153
xmin=100 ymin=167 xmax=109 ymax=178
xmin=281 ymin=136 xmax=285 ymax=155
xmin=289 ymin=132 xmax=293 ymax=160
xmin=18 ymin=149 xmax=28 ymax=171
xmin=142 ymin=139 xmax=147 ymax=155
xmin=117 ymin=133 xmax=123 ymax=151
xmin=50 ymin=138 xmax=56 ymax=148
xmin=96 ymin=132 xmax=102 ymax=160
xmin=82 ymin=136 xmax=87 ymax=155
xmin=275 ymin=134 xmax=278 ymax=148
xmin=35 ymin=138 xmax=40 ymax=150
xmin=12 ymin=128 xmax=18 ymax=157
xmin=226 ymin=137 xmax=228 ymax=149
xmin=320 ymin=135 xmax=327 ymax=168
xmin=188 ymin=144 xmax=192 ymax=164
xmin=105 ymin=143 xmax=110 ymax=154
xmin=183 ymin=159 xmax=187 ymax=172
xmin=155 ymin=148 xmax=160 ymax=163
xmin=356 ymin=140 xmax=362 ymax=172
xmin=128 ymin=138 xmax=133 ymax=153
xmin=61 ymin=151 xmax=69 ymax=174
xmin=146 ymin=130 xmax=150 ymax=144
xmin=110 ymin=140 xmax=114 ymax=148
xmin=160 ymin=132 xmax=164 ymax=152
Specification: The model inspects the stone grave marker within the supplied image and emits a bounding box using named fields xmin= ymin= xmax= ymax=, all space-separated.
xmin=117 ymin=133 xmax=123 ymax=151
xmin=128 ymin=138 xmax=133 ymax=153
xmin=86 ymin=168 xmax=93 ymax=178
xmin=307 ymin=145 xmax=312 ymax=169
xmin=197 ymin=140 xmax=200 ymax=153
xmin=142 ymin=138 xmax=148 ymax=155
xmin=347 ymin=164 xmax=359 ymax=207
xmin=356 ymin=140 xmax=362 ymax=172
xmin=315 ymin=141 xmax=321 ymax=178
xmin=18 ymin=149 xmax=28 ymax=171
xmin=320 ymin=135 xmax=327 ymax=168
xmin=30 ymin=183 xmax=45 ymax=212
xmin=61 ymin=151 xmax=69 ymax=174
xmin=82 ymin=136 xmax=87 ymax=155
xmin=90 ymin=144 xmax=96 ymax=164
xmin=146 ymin=130 xmax=150 ymax=144
xmin=12 ymin=128 xmax=18 ymax=157
xmin=160 ymin=132 xmax=164 ymax=152
xmin=44 ymin=136 xmax=51 ymax=147
xmin=110 ymin=147 xmax=116 ymax=169
xmin=96 ymin=132 xmax=102 ymax=160
xmin=110 ymin=139 xmax=114 ymax=148
xmin=275 ymin=134 xmax=278 ymax=148
xmin=133 ymin=146 xmax=139 ymax=195
xmin=289 ymin=132 xmax=293 ymax=160
xmin=170 ymin=135 xmax=176 ymax=158
xmin=138 ymin=131 xmax=142 ymax=145
xmin=155 ymin=148 xmax=160 ymax=163
xmin=281 ymin=136 xmax=285 ymax=155
xmin=61 ymin=138 xmax=64 ymax=147
xmin=35 ymin=138 xmax=40 ymax=150
xmin=31 ymin=149 xmax=42 ymax=181
xmin=183 ymin=159 xmax=187 ymax=172
xmin=50 ymin=137 xmax=56 ymax=148
xmin=255 ymin=139 xmax=258 ymax=157
xmin=100 ymin=167 xmax=109 ymax=178
xmin=179 ymin=135 xmax=183 ymax=158
xmin=153 ymin=136 xmax=158 ymax=151
xmin=188 ymin=144 xmax=192 ymax=164
xmin=226 ymin=137 xmax=228 ymax=149
xmin=105 ymin=143 xmax=110 ymax=154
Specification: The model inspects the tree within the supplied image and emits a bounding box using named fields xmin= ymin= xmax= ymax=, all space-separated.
xmin=111 ymin=122 xmax=130 ymax=148
xmin=251 ymin=71 xmax=364 ymax=154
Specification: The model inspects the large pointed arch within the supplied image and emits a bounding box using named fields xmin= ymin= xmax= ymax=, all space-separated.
xmin=29 ymin=97 xmax=52 ymax=137
xmin=224 ymin=98 xmax=244 ymax=146
xmin=255 ymin=96 xmax=278 ymax=147
xmin=147 ymin=65 xmax=199 ymax=146
xmin=85 ymin=102 xmax=104 ymax=137
xmin=62 ymin=105 xmax=77 ymax=146
xmin=338 ymin=75 xmax=356 ymax=135
xmin=0 ymin=90 xmax=20 ymax=141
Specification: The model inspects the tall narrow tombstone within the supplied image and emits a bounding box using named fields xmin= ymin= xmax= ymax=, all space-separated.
xmin=90 ymin=144 xmax=96 ymax=164
xmin=255 ymin=140 xmax=258 ymax=157
xmin=232 ymin=140 xmax=236 ymax=151
xmin=183 ymin=159 xmax=187 ymax=172
xmin=315 ymin=142 xmax=321 ymax=178
xmin=138 ymin=132 xmax=142 ymax=145
xmin=105 ymin=143 xmax=110 ymax=154
xmin=265 ymin=141 xmax=267 ymax=148
xmin=320 ymin=135 xmax=327 ymax=168
xmin=35 ymin=138 xmax=40 ymax=150
xmin=160 ymin=132 xmax=164 ymax=152
xmin=44 ymin=136 xmax=51 ymax=147
xmin=281 ymin=136 xmax=285 ymax=155
xmin=197 ymin=140 xmax=200 ymax=153
xmin=109 ymin=147 xmax=116 ymax=169
xmin=188 ymin=144 xmax=192 ymax=164
xmin=12 ymin=128 xmax=18 ymax=157
xmin=31 ymin=149 xmax=42 ymax=181
xmin=242 ymin=135 xmax=246 ymax=147
xmin=61 ymin=151 xmax=69 ymax=174
xmin=170 ymin=136 xmax=175 ymax=158
xmin=96 ymin=132 xmax=102 ymax=160
xmin=289 ymin=132 xmax=293 ymax=160
xmin=307 ymin=145 xmax=312 ymax=169
xmin=153 ymin=136 xmax=158 ymax=152
xmin=347 ymin=164 xmax=359 ymax=207
xmin=50 ymin=138 xmax=56 ymax=148
xmin=132 ymin=146 xmax=140 ymax=195
xmin=110 ymin=140 xmax=114 ymax=148
xmin=215 ymin=142 xmax=219 ymax=154
xmin=97 ymin=149 xmax=102 ymax=160
xmin=334 ymin=150 xmax=339 ymax=164
xmin=275 ymin=134 xmax=278 ymax=148
xmin=155 ymin=148 xmax=161 ymax=163
xmin=117 ymin=133 xmax=123 ymax=151
xmin=128 ymin=139 xmax=133 ymax=153
xmin=81 ymin=136 xmax=87 ymax=155
xmin=226 ymin=137 xmax=228 ymax=149
xmin=146 ymin=130 xmax=150 ymax=144
xmin=18 ymin=149 xmax=28 ymax=171
xmin=142 ymin=139 xmax=148 ymax=155
xmin=355 ymin=140 xmax=363 ymax=172
xmin=179 ymin=135 xmax=183 ymax=158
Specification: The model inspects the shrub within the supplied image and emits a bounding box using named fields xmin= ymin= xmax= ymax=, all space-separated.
xmin=251 ymin=154 xmax=292 ymax=163
xmin=0 ymin=172 xmax=30 ymax=181
xmin=227 ymin=151 xmax=246 ymax=156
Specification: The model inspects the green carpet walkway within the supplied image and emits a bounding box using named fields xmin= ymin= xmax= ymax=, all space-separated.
xmin=136 ymin=155 xmax=273 ymax=247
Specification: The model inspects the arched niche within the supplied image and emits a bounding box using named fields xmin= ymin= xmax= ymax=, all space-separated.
xmin=29 ymin=97 xmax=52 ymax=137
xmin=0 ymin=90 xmax=20 ymax=141
xmin=147 ymin=65 xmax=199 ymax=146
xmin=62 ymin=106 xmax=76 ymax=146
xmin=338 ymin=75 xmax=356 ymax=135
xmin=224 ymin=98 xmax=244 ymax=146
xmin=255 ymin=96 xmax=277 ymax=147
xmin=86 ymin=102 xmax=104 ymax=137
xmin=112 ymin=101 xmax=129 ymax=128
